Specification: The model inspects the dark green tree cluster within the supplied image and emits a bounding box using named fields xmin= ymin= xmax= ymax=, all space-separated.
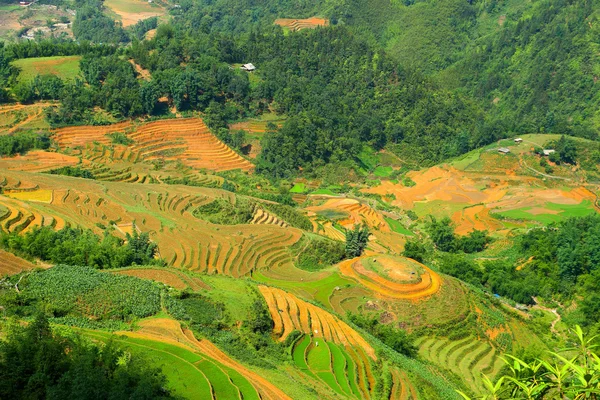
xmin=348 ymin=313 xmax=417 ymax=357
xmin=0 ymin=314 xmax=173 ymax=400
xmin=13 ymin=74 xmax=64 ymax=103
xmin=72 ymin=0 xmax=129 ymax=44
xmin=0 ymin=226 xmax=160 ymax=269
xmin=426 ymin=216 xmax=490 ymax=253
xmin=0 ymin=131 xmax=51 ymax=156
xmin=47 ymin=166 xmax=95 ymax=179
xmin=296 ymin=236 xmax=345 ymax=271
xmin=345 ymin=225 xmax=370 ymax=258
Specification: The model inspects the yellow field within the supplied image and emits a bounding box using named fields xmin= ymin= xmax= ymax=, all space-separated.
xmin=4 ymin=189 xmax=53 ymax=203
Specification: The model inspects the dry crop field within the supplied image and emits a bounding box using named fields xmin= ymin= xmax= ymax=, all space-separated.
xmin=53 ymin=117 xmax=254 ymax=172
xmin=274 ymin=17 xmax=329 ymax=31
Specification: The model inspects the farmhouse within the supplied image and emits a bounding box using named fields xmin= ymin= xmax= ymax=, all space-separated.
xmin=514 ymin=138 xmax=523 ymax=143
xmin=543 ymin=149 xmax=556 ymax=156
xmin=498 ymin=147 xmax=510 ymax=154
xmin=241 ymin=63 xmax=256 ymax=72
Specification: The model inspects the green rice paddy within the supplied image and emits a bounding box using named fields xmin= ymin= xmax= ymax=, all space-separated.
xmin=384 ymin=216 xmax=414 ymax=236
xmin=496 ymin=200 xmax=595 ymax=224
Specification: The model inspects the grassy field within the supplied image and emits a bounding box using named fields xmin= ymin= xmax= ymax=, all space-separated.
xmin=12 ymin=56 xmax=81 ymax=82
xmin=384 ymin=216 xmax=414 ymax=236
xmin=290 ymin=183 xmax=307 ymax=193
xmin=496 ymin=200 xmax=595 ymax=224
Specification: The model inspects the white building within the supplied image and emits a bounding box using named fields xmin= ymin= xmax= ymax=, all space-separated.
xmin=240 ymin=63 xmax=256 ymax=72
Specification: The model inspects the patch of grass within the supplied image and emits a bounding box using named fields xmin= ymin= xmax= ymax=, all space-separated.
xmin=254 ymin=272 xmax=354 ymax=309
xmin=82 ymin=331 xmax=213 ymax=399
xmin=12 ymin=56 xmax=81 ymax=82
xmin=384 ymin=217 xmax=414 ymax=236
xmin=373 ymin=166 xmax=393 ymax=177
xmin=104 ymin=0 xmax=159 ymax=13
xmin=311 ymin=188 xmax=336 ymax=195
xmin=496 ymin=200 xmax=594 ymax=224
xmin=315 ymin=209 xmax=349 ymax=221
xmin=290 ymin=183 xmax=306 ymax=193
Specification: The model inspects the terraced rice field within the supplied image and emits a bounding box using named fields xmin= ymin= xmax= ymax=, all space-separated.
xmin=274 ymin=17 xmax=329 ymax=31
xmin=258 ymin=285 xmax=376 ymax=359
xmin=84 ymin=318 xmax=288 ymax=400
xmin=307 ymin=198 xmax=387 ymax=231
xmin=292 ymin=334 xmax=370 ymax=398
xmin=414 ymin=335 xmax=505 ymax=395
xmin=0 ymin=249 xmax=37 ymax=276
xmin=0 ymin=151 xmax=79 ymax=172
xmin=54 ymin=118 xmax=253 ymax=172
xmin=338 ymin=256 xmax=441 ymax=300
xmin=251 ymin=207 xmax=288 ymax=228
xmin=0 ymin=170 xmax=302 ymax=276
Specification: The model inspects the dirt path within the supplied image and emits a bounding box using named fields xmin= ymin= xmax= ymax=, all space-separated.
xmin=518 ymin=140 xmax=572 ymax=181
xmin=532 ymin=296 xmax=561 ymax=335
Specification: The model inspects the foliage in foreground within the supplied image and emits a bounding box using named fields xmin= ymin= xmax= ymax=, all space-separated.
xmin=460 ymin=326 xmax=600 ymax=399
xmin=0 ymin=313 xmax=173 ymax=399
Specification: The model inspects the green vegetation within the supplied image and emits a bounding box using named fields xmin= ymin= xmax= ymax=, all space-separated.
xmin=0 ymin=314 xmax=173 ymax=399
xmin=0 ymin=226 xmax=160 ymax=269
xmin=349 ymin=313 xmax=418 ymax=357
xmin=460 ymin=326 xmax=600 ymax=400
xmin=11 ymin=56 xmax=81 ymax=82
xmin=106 ymin=131 xmax=133 ymax=145
xmin=295 ymin=235 xmax=345 ymax=271
xmin=385 ymin=216 xmax=414 ymax=236
xmin=496 ymin=200 xmax=595 ymax=224
xmin=263 ymin=202 xmax=313 ymax=230
xmin=47 ymin=165 xmax=95 ymax=179
xmin=5 ymin=265 xmax=161 ymax=321
xmin=0 ymin=131 xmax=50 ymax=156
xmin=427 ymin=216 xmax=491 ymax=253
xmin=344 ymin=224 xmax=370 ymax=258
xmin=192 ymin=198 xmax=254 ymax=225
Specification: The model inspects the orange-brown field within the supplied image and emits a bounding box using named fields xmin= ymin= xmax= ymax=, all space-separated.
xmin=0 ymin=249 xmax=37 ymax=276
xmin=0 ymin=170 xmax=301 ymax=277
xmin=54 ymin=118 xmax=253 ymax=172
xmin=339 ymin=256 xmax=441 ymax=300
xmin=274 ymin=17 xmax=329 ymax=31
xmin=0 ymin=151 xmax=79 ymax=173
xmin=103 ymin=0 xmax=166 ymax=27
xmin=363 ymin=165 xmax=598 ymax=234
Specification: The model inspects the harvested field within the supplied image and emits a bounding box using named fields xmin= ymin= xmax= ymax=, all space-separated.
xmin=251 ymin=207 xmax=288 ymax=228
xmin=364 ymin=164 xmax=599 ymax=233
xmin=0 ymin=170 xmax=302 ymax=276
xmin=0 ymin=249 xmax=37 ymax=276
xmin=0 ymin=151 xmax=79 ymax=172
xmin=54 ymin=118 xmax=254 ymax=172
xmin=339 ymin=256 xmax=441 ymax=300
xmin=274 ymin=17 xmax=329 ymax=31
xmin=258 ymin=285 xmax=376 ymax=359
xmin=103 ymin=0 xmax=165 ymax=27
xmin=307 ymin=198 xmax=387 ymax=231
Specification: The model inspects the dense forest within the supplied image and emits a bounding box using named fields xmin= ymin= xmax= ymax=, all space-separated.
xmin=1 ymin=0 xmax=598 ymax=177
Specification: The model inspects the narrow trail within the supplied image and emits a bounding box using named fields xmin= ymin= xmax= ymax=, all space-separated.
xmin=518 ymin=139 xmax=572 ymax=181
xmin=531 ymin=296 xmax=561 ymax=335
